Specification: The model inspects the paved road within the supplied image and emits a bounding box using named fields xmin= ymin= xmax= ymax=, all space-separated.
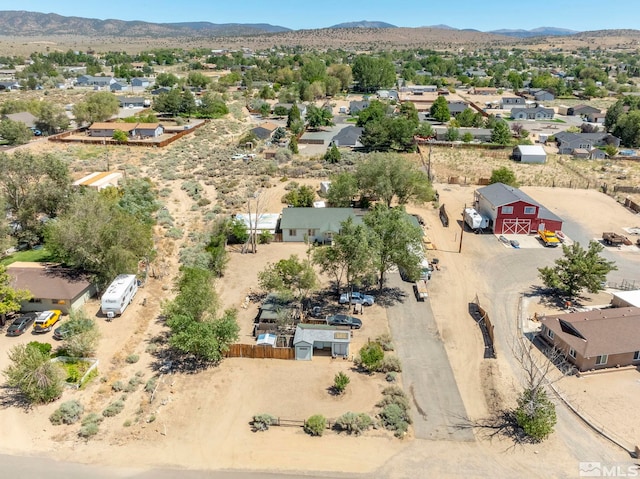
xmin=386 ymin=272 xmax=474 ymax=442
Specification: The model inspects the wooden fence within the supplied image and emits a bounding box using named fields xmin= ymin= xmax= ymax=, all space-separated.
xmin=470 ymin=294 xmax=496 ymax=359
xmin=224 ymin=343 xmax=295 ymax=360
xmin=624 ymin=197 xmax=640 ymax=214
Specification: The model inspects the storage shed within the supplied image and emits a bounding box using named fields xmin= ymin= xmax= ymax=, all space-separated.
xmin=293 ymin=324 xmax=351 ymax=360
xmin=512 ymin=145 xmax=547 ymax=164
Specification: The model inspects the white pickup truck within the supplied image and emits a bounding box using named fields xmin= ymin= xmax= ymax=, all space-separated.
xmin=414 ymin=280 xmax=428 ymax=301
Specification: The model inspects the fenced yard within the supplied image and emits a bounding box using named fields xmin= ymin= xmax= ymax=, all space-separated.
xmin=225 ymin=344 xmax=295 ymax=360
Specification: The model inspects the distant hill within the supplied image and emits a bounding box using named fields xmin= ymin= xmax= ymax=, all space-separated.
xmin=489 ymin=27 xmax=579 ymax=38
xmin=0 ymin=10 xmax=290 ymax=37
xmin=329 ymin=21 xmax=397 ymax=29
xmin=425 ymin=24 xmax=458 ymax=30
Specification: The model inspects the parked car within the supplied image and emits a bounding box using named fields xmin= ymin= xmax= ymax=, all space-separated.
xmin=32 ymin=310 xmax=62 ymax=333
xmin=339 ymin=292 xmax=375 ymax=306
xmin=326 ymin=314 xmax=362 ymax=329
xmin=6 ymin=313 xmax=37 ymax=336
xmin=53 ymin=322 xmax=73 ymax=340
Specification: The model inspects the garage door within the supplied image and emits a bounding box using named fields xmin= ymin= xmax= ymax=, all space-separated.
xmin=295 ymin=346 xmax=312 ymax=361
xmin=501 ymin=218 xmax=531 ymax=234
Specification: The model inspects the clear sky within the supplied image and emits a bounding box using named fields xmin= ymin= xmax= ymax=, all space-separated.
xmin=16 ymin=0 xmax=640 ymax=31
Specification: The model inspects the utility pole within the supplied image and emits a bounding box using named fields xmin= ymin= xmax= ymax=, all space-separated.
xmin=458 ymin=203 xmax=466 ymax=253
xmin=428 ymin=144 xmax=432 ymax=182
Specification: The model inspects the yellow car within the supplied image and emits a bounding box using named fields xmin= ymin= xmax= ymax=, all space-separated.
xmin=32 ymin=310 xmax=62 ymax=333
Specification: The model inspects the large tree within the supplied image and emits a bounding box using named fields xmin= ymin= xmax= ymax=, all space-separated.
xmin=44 ymin=189 xmax=154 ymax=285
xmin=0 ymin=118 xmax=32 ymax=145
xmin=258 ymin=255 xmax=317 ymax=299
xmin=538 ymin=241 xmax=617 ymax=299
xmin=356 ymin=100 xmax=387 ymax=127
xmin=73 ymin=92 xmax=120 ymax=125
xmin=491 ymin=120 xmax=512 ymax=145
xmin=0 ymin=264 xmax=32 ymax=318
xmin=352 ymin=56 xmax=396 ymax=92
xmin=430 ymin=96 xmax=450 ymax=123
xmin=4 ymin=343 xmax=64 ymax=404
xmin=306 ymin=105 xmax=334 ymax=130
xmin=363 ymin=205 xmax=424 ymax=291
xmin=0 ymin=151 xmax=72 ymax=244
xmin=35 ymin=102 xmax=69 ymax=135
xmin=356 ymin=153 xmax=433 ymax=207
xmin=489 ymin=167 xmax=518 ymax=187
xmin=326 ymin=172 xmax=358 ymax=207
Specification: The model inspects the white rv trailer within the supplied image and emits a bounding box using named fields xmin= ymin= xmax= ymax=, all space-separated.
xmin=464 ymin=207 xmax=489 ymax=231
xmin=101 ymin=274 xmax=138 ymax=318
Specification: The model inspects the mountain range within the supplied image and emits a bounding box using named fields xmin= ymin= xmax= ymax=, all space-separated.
xmin=0 ymin=11 xmax=583 ymax=38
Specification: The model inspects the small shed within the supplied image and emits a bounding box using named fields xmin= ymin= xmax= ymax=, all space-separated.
xmin=293 ymin=324 xmax=351 ymax=360
xmin=611 ymin=290 xmax=640 ymax=308
xmin=512 ymin=145 xmax=547 ymax=164
xmin=73 ymin=171 xmax=123 ymax=190
xmin=256 ymin=333 xmax=277 ymax=346
xmin=320 ymin=181 xmax=332 ymax=194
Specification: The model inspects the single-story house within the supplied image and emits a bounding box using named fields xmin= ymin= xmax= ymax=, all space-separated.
xmin=402 ymin=85 xmax=437 ymax=94
xmin=76 ymin=75 xmax=116 ymax=87
xmin=471 ymin=87 xmax=498 ymax=95
xmin=3 ymin=111 xmax=37 ymax=129
xmin=279 ymin=207 xmax=362 ymax=243
xmin=572 ymin=148 xmax=606 ymax=160
xmin=251 ymin=122 xmax=279 ymax=140
xmin=73 ymin=171 xmax=123 ymax=190
xmin=349 ymin=100 xmax=370 ymax=114
xmin=475 ymin=182 xmax=563 ymax=234
xmin=151 ymin=86 xmax=172 ymax=95
xmin=376 ymin=89 xmax=399 ymax=100
xmin=0 ymin=80 xmax=21 ymax=91
xmin=512 ymin=145 xmax=547 ymax=164
xmin=567 ymin=105 xmax=601 ymax=117
xmin=465 ymin=68 xmax=487 ymax=78
xmin=117 ymin=96 xmax=146 ymax=108
xmin=586 ymin=112 xmax=606 ymax=124
xmin=234 ymin=213 xmax=280 ymax=235
xmin=293 ymin=324 xmax=351 ymax=360
xmin=8 ymin=262 xmax=97 ymax=314
xmin=330 ymin=126 xmax=363 ymax=148
xmin=110 ymin=82 xmax=130 ymax=91
xmin=534 ymin=90 xmax=555 ymax=102
xmin=611 ymin=290 xmax=640 ymax=308
xmin=447 ymin=101 xmax=469 ymax=116
xmin=500 ymin=97 xmax=527 ymax=109
xmin=272 ymin=103 xmax=307 ymax=118
xmin=131 ymin=77 xmax=152 ymax=87
xmin=554 ymin=131 xmax=621 ymax=155
xmin=539 ymin=307 xmax=640 ymax=372
xmin=134 ymin=123 xmax=163 ymax=138
xmin=510 ymin=106 xmax=554 ymax=120
xmin=88 ymin=122 xmax=163 ymax=138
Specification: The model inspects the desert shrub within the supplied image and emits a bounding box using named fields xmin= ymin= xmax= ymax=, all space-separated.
xmin=78 ymin=413 xmax=103 ymax=438
xmin=102 ymin=400 xmax=125 ymax=417
xmin=284 ymin=181 xmax=299 ymax=191
xmin=386 ymin=372 xmax=397 ymax=383
xmin=50 ymin=400 xmax=84 ymax=425
xmin=65 ymin=363 xmax=81 ymax=383
xmin=258 ymin=230 xmax=273 ymax=244
xmin=27 ymin=341 xmax=52 ymax=356
xmin=376 ymin=334 xmax=394 ymax=351
xmin=111 ymin=380 xmax=124 ymax=392
xmin=332 ymin=372 xmax=350 ymax=395
xmin=166 ymin=227 xmax=183 ymax=239
xmin=304 ymin=414 xmax=326 ymax=437
xmin=357 ymin=342 xmax=384 ymax=373
xmin=335 ymin=412 xmax=373 ymax=435
xmin=252 ymin=413 xmax=276 ymax=432
xmin=125 ymin=354 xmax=139 ymax=364
xmin=378 ymin=355 xmax=402 ymax=373
xmin=197 ymin=198 xmax=211 ymax=207
xmin=125 ymin=377 xmax=142 ymax=392
xmin=123 ymin=419 xmax=132 ymax=427
xmin=379 ymin=403 xmax=412 ymax=437
xmin=515 ymin=388 xmax=557 ymax=442
xmin=4 ymin=343 xmax=64 ymax=404
xmin=145 ymin=377 xmax=158 ymax=393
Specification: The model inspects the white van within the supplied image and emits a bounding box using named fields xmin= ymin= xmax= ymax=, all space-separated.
xmin=101 ymin=274 xmax=138 ymax=319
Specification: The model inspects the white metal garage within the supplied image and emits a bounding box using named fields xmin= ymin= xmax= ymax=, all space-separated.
xmin=293 ymin=324 xmax=351 ymax=361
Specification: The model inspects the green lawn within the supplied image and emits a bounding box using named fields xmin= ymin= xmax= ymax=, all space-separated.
xmin=1 ymin=247 xmax=54 ymax=266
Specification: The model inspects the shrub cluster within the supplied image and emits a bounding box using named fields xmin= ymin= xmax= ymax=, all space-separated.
xmin=377 ymin=386 xmax=412 ymax=437
xmin=50 ymin=400 xmax=84 ymax=425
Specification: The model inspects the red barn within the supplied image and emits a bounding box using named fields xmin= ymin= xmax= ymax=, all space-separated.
xmin=475 ymin=183 xmax=563 ymax=234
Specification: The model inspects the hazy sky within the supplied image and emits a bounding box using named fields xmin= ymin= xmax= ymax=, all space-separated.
xmin=16 ymin=0 xmax=640 ymax=31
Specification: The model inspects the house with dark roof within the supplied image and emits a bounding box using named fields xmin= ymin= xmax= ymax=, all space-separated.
xmin=131 ymin=77 xmax=152 ymax=88
xmin=474 ymin=183 xmax=563 ymax=234
xmin=0 ymin=80 xmax=20 ymax=91
xmin=349 ymin=100 xmax=370 ymax=114
xmin=251 ymin=122 xmax=279 ymax=140
xmin=88 ymin=122 xmax=163 ymax=138
xmin=117 ymin=97 xmax=146 ymax=108
xmin=539 ymin=307 xmax=640 ymax=372
xmin=110 ymin=81 xmax=130 ymax=91
xmin=447 ymin=101 xmax=469 ymax=116
xmin=511 ymin=106 xmax=554 ymax=120
xmin=279 ymin=208 xmax=362 ymax=243
xmin=3 ymin=111 xmax=37 ymax=129
xmin=567 ymin=104 xmax=601 ymax=117
xmin=534 ymin=90 xmax=555 ymax=102
xmin=500 ymin=96 xmax=526 ymax=109
xmin=554 ymin=131 xmax=620 ymax=155
xmin=7 ymin=262 xmax=97 ymax=314
xmin=330 ymin=126 xmax=363 ymax=148
xmin=76 ymin=75 xmax=116 ymax=87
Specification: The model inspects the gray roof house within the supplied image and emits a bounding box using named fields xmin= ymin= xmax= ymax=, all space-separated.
xmin=567 ymin=105 xmax=601 ymax=116
xmin=293 ymin=324 xmax=351 ymax=360
xmin=0 ymin=80 xmax=21 ymax=91
xmin=3 ymin=111 xmax=37 ymax=129
xmin=76 ymin=75 xmax=116 ymax=87
xmin=500 ymin=97 xmax=527 ymax=109
xmin=349 ymin=100 xmax=371 ymax=114
xmin=110 ymin=81 xmax=130 ymax=91
xmin=279 ymin=207 xmax=362 ymax=243
xmin=554 ymin=131 xmax=620 ymax=155
xmin=512 ymin=145 xmax=547 ymax=164
xmin=534 ymin=90 xmax=555 ymax=102
xmin=511 ymin=106 xmax=554 ymax=120
xmin=465 ymin=68 xmax=487 ymax=77
xmin=131 ymin=77 xmax=152 ymax=87
xmin=117 ymin=96 xmax=146 ymax=108
xmin=330 ymin=126 xmax=363 ymax=148
xmin=447 ymin=101 xmax=469 ymax=116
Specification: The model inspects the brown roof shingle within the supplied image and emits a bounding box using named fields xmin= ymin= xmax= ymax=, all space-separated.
xmin=8 ymin=263 xmax=93 ymax=301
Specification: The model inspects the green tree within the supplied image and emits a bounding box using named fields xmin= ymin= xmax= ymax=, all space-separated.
xmin=360 ymin=117 xmax=417 ymax=152
xmin=304 ymin=414 xmax=327 ymax=436
xmin=60 ymin=309 xmax=101 ymax=358
xmin=258 ymin=254 xmax=317 ymax=299
xmin=0 ymin=264 xmax=32 ymax=317
xmin=327 ymin=63 xmax=353 ymax=91
xmin=44 ymin=189 xmax=153 ymax=285
xmin=112 ymin=129 xmax=128 ymax=143
xmin=613 ymin=110 xmax=640 ymax=147
xmin=289 ymin=136 xmax=299 ymax=154
xmin=352 ymin=56 xmax=396 ymax=92
xmin=398 ymin=102 xmax=419 ymax=129
xmin=538 ymin=241 xmax=617 ymax=299
xmin=286 ymin=103 xmax=301 ymax=128
xmin=491 ymin=120 xmax=512 ymax=145
xmin=456 ymin=108 xmax=478 ymax=128
xmin=489 ymin=167 xmax=518 ymax=187
xmin=507 ymin=71 xmax=524 ymax=90
xmin=187 ymin=71 xmax=210 ymax=89
xmin=118 ymin=178 xmax=160 ymax=226
xmin=4 ymin=342 xmax=64 ymax=404
xmin=73 ymin=92 xmax=120 ymax=125
xmin=180 ymin=91 xmax=196 ymax=117
xmin=445 ymin=126 xmax=459 ymax=141
xmin=461 ymin=132 xmax=474 ymax=143
xmin=416 ymin=122 xmax=434 ymax=138
xmin=153 ymin=88 xmax=182 ymax=116
xmin=282 ymin=184 xmax=315 ymax=207
xmin=324 ymin=143 xmax=341 ymax=163
xmin=358 ymin=342 xmax=384 ymax=372
xmin=198 ymin=93 xmax=228 ymax=119
xmin=330 ymin=217 xmax=375 ymax=292
xmin=35 ymin=101 xmax=69 ymax=135
xmin=363 ymin=205 xmax=424 ymax=291
xmin=332 ymin=372 xmax=350 ymax=395
xmin=326 ymin=172 xmax=358 ymax=207
xmin=0 ymin=118 xmax=33 ymax=145
xmin=356 ymin=100 xmax=387 ymax=127
xmin=155 ymin=72 xmax=179 ymax=87
xmin=306 ymin=105 xmax=334 ymax=129
xmin=259 ymin=103 xmax=271 ymax=118
xmin=300 ymin=57 xmax=326 ymax=83
xmin=515 ymin=387 xmax=557 ymax=442
xmin=430 ymin=96 xmax=450 ymax=123
xmin=356 ymin=153 xmax=433 ymax=207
